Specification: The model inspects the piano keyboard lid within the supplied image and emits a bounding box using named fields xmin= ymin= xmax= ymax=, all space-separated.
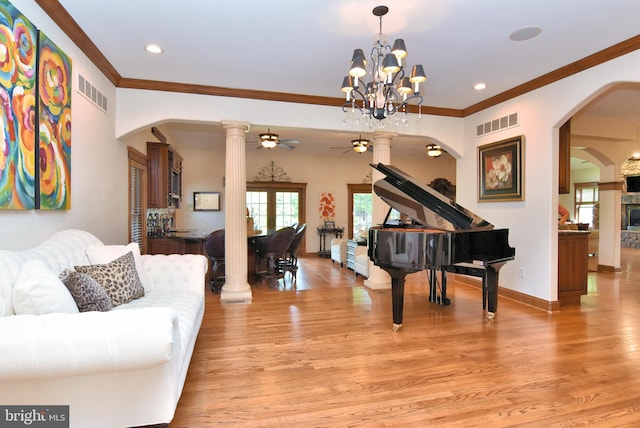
xmin=371 ymin=163 xmax=493 ymax=231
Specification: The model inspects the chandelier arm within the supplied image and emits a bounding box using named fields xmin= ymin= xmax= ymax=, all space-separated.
xmin=391 ymin=94 xmax=424 ymax=115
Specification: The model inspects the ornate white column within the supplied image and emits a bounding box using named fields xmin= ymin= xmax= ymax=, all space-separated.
xmin=220 ymin=121 xmax=253 ymax=303
xmin=364 ymin=131 xmax=396 ymax=290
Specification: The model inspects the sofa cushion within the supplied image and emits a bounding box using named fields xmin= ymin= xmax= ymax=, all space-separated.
xmin=86 ymin=243 xmax=152 ymax=290
xmin=13 ymin=260 xmax=79 ymax=315
xmin=116 ymin=290 xmax=203 ymax=361
xmin=59 ymin=269 xmax=113 ymax=312
xmin=75 ymin=251 xmax=145 ymax=307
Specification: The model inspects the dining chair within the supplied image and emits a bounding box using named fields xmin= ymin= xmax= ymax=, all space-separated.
xmin=279 ymin=223 xmax=307 ymax=280
xmin=204 ymin=229 xmax=225 ymax=293
xmin=254 ymin=226 xmax=296 ymax=286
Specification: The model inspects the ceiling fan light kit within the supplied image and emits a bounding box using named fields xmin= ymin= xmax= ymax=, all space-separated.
xmin=340 ymin=5 xmax=426 ymax=128
xmin=259 ymin=130 xmax=279 ymax=148
xmin=426 ymin=144 xmax=443 ymax=157
xmin=351 ymin=135 xmax=370 ymax=153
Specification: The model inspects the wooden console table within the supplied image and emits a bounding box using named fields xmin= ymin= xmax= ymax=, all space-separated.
xmin=317 ymin=227 xmax=344 ymax=257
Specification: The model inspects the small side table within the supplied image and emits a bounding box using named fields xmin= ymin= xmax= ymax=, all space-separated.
xmin=317 ymin=227 xmax=344 ymax=257
xmin=346 ymin=240 xmax=358 ymax=271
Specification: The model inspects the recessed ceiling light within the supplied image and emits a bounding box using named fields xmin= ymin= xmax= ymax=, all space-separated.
xmin=474 ymin=82 xmax=487 ymax=91
xmin=145 ymin=44 xmax=163 ymax=54
xmin=509 ymin=26 xmax=542 ymax=41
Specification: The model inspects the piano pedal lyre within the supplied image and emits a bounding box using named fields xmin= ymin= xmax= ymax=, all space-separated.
xmin=392 ymin=323 xmax=403 ymax=332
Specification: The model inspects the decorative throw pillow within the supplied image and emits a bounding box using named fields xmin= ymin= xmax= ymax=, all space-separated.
xmin=86 ymin=242 xmax=152 ymax=291
xmin=59 ymin=269 xmax=113 ymax=312
xmin=12 ymin=259 xmax=79 ymax=315
xmin=75 ymin=251 xmax=145 ymax=307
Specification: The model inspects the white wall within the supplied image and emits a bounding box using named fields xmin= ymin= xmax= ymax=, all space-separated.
xmin=0 ymin=0 xmax=128 ymax=250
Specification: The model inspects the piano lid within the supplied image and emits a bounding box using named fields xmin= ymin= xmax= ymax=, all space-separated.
xmin=371 ymin=163 xmax=493 ymax=231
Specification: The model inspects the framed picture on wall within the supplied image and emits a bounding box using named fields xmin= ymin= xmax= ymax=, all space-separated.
xmin=478 ymin=135 xmax=524 ymax=202
xmin=194 ymin=192 xmax=221 ymax=211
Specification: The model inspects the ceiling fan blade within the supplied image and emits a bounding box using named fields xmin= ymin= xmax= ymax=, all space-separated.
xmin=279 ymin=139 xmax=299 ymax=145
xmin=279 ymin=142 xmax=296 ymax=150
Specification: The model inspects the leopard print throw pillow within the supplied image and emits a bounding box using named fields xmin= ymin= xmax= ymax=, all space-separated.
xmin=59 ymin=269 xmax=113 ymax=312
xmin=75 ymin=251 xmax=145 ymax=307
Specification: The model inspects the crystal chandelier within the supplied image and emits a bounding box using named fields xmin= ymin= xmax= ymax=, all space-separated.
xmin=341 ymin=5 xmax=426 ymax=128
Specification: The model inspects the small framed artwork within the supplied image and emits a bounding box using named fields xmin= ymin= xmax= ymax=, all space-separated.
xmin=324 ymin=221 xmax=336 ymax=229
xmin=193 ymin=192 xmax=221 ymax=211
xmin=478 ymin=135 xmax=524 ymax=202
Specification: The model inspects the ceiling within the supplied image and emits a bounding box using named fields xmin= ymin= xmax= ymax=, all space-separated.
xmin=50 ymin=0 xmax=640 ymax=158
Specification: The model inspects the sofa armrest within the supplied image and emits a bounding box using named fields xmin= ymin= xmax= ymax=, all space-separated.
xmin=0 ymin=307 xmax=180 ymax=382
xmin=140 ymin=254 xmax=208 ymax=294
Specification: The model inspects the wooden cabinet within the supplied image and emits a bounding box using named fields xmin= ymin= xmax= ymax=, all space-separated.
xmin=147 ymin=142 xmax=182 ymax=208
xmin=346 ymin=240 xmax=358 ymax=271
xmin=558 ymin=231 xmax=589 ymax=305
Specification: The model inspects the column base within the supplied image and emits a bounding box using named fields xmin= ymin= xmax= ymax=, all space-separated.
xmin=220 ymin=283 xmax=253 ymax=303
xmin=364 ymin=265 xmax=391 ymax=290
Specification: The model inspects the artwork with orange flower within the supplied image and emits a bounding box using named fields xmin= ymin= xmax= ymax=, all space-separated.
xmin=0 ymin=0 xmax=37 ymax=209
xmin=37 ymin=30 xmax=71 ymax=209
xmin=319 ymin=191 xmax=335 ymax=220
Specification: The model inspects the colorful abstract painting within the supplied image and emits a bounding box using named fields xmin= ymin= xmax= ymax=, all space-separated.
xmin=0 ymin=0 xmax=37 ymax=209
xmin=37 ymin=30 xmax=71 ymax=209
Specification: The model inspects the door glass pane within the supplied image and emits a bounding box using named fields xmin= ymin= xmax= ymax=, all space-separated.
xmin=247 ymin=191 xmax=268 ymax=232
xmin=353 ymin=192 xmax=372 ymax=235
xmin=276 ymin=191 xmax=299 ymax=229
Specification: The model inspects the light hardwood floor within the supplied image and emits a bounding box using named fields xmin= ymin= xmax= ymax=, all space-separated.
xmin=171 ymin=249 xmax=640 ymax=427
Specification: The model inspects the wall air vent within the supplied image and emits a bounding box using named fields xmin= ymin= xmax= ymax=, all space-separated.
xmin=476 ymin=112 xmax=518 ymax=137
xmin=77 ymin=74 xmax=108 ymax=113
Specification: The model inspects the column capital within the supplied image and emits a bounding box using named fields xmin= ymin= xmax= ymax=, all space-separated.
xmin=372 ymin=131 xmax=398 ymax=140
xmin=221 ymin=121 xmax=250 ymax=132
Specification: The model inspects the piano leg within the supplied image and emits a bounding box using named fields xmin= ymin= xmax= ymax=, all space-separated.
xmin=383 ymin=268 xmax=408 ymax=331
xmin=428 ymin=268 xmax=437 ymax=303
xmin=485 ymin=265 xmax=500 ymax=319
xmin=428 ymin=268 xmax=450 ymax=306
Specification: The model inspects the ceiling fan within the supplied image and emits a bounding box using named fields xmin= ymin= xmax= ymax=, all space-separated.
xmin=256 ymin=129 xmax=300 ymax=150
xmin=409 ymin=144 xmax=447 ymax=157
xmin=330 ymin=135 xmax=372 ymax=154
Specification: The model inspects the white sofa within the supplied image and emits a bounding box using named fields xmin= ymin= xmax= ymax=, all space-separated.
xmin=0 ymin=229 xmax=207 ymax=428
xmin=330 ymin=238 xmax=347 ymax=267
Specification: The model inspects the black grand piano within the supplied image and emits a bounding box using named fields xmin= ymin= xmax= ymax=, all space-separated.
xmin=368 ymin=163 xmax=515 ymax=331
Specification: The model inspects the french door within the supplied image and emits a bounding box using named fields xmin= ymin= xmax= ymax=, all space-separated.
xmin=246 ymin=181 xmax=307 ymax=237
xmin=348 ymin=183 xmax=372 ymax=240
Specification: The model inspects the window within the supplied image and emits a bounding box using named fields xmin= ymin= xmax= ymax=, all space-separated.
xmin=246 ymin=182 xmax=306 ymax=235
xmin=348 ymin=184 xmax=372 ymax=239
xmin=128 ymin=147 xmax=147 ymax=253
xmin=574 ymin=182 xmax=598 ymax=228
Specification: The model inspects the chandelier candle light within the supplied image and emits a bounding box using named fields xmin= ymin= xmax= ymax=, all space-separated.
xmin=341 ymin=5 xmax=427 ymax=127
